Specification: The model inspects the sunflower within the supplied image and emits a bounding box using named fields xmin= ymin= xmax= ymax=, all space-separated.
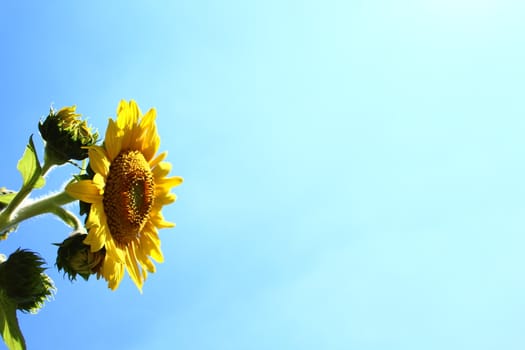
xmin=66 ymin=100 xmax=183 ymax=291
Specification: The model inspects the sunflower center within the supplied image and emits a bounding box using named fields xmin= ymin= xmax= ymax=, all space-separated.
xmin=103 ymin=150 xmax=155 ymax=244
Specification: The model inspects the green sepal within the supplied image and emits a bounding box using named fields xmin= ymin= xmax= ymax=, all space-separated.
xmin=0 ymin=289 xmax=26 ymax=350
xmin=17 ymin=136 xmax=45 ymax=189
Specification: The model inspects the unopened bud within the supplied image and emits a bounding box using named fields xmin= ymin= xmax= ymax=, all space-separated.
xmin=0 ymin=249 xmax=55 ymax=313
xmin=38 ymin=105 xmax=98 ymax=165
xmin=55 ymin=232 xmax=105 ymax=281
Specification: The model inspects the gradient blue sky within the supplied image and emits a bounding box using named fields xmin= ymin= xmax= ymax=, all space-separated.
xmin=2 ymin=0 xmax=525 ymax=349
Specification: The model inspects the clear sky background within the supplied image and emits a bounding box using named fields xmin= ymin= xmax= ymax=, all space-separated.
xmin=1 ymin=0 xmax=525 ymax=349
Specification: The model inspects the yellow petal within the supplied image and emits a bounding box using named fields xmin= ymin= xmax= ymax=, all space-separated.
xmin=142 ymin=228 xmax=164 ymax=263
xmin=116 ymin=100 xmax=135 ymax=128
xmin=152 ymin=217 xmax=175 ymax=229
xmin=156 ymin=176 xmax=184 ymax=190
xmin=104 ymin=118 xmax=122 ymax=161
xmin=154 ymin=182 xmax=174 ymax=195
xmin=86 ymin=201 xmax=104 ymax=224
xmin=140 ymin=107 xmax=156 ymax=130
xmin=125 ymin=245 xmax=144 ymax=292
xmin=137 ymin=248 xmax=156 ymax=273
xmin=141 ymin=268 xmax=148 ymax=281
xmin=92 ymin=173 xmax=106 ymax=190
xmin=150 ymin=207 xmax=175 ymax=228
xmin=102 ymin=256 xmax=124 ymax=290
xmin=84 ymin=228 xmax=105 ymax=252
xmin=152 ymin=161 xmax=172 ymax=179
xmin=84 ymin=204 xmax=108 ymax=252
xmin=149 ymin=151 xmax=167 ymax=168
xmin=65 ymin=180 xmax=103 ymax=203
xmin=128 ymin=100 xmax=141 ymax=124
xmin=140 ymin=124 xmax=160 ymax=162
xmin=118 ymin=100 xmax=140 ymax=150
xmin=154 ymin=192 xmax=177 ymax=206
xmin=131 ymin=107 xmax=155 ymax=153
xmin=105 ymin=237 xmax=125 ymax=263
xmin=87 ymin=146 xmax=110 ymax=177
xmin=116 ymin=101 xmax=132 ymax=149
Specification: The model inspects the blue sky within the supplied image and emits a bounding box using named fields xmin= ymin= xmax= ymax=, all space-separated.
xmin=2 ymin=0 xmax=525 ymax=349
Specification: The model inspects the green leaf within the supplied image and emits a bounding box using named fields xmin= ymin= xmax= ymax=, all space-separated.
xmin=0 ymin=189 xmax=18 ymax=239
xmin=0 ymin=290 xmax=26 ymax=350
xmin=16 ymin=136 xmax=45 ymax=189
xmin=0 ymin=190 xmax=16 ymax=210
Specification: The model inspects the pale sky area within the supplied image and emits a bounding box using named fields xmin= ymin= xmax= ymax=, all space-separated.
xmin=1 ymin=1 xmax=525 ymax=349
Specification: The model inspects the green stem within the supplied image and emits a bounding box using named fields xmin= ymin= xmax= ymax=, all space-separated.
xmin=0 ymin=173 xmax=42 ymax=226
xmin=49 ymin=206 xmax=85 ymax=232
xmin=41 ymin=161 xmax=54 ymax=177
xmin=0 ymin=158 xmax=57 ymax=232
xmin=0 ymin=191 xmax=77 ymax=234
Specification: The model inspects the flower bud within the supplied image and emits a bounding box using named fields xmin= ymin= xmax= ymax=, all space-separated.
xmin=0 ymin=249 xmax=55 ymax=313
xmin=38 ymin=105 xmax=98 ymax=165
xmin=55 ymin=232 xmax=105 ymax=281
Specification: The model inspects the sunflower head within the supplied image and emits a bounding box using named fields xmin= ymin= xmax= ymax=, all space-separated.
xmin=0 ymin=249 xmax=55 ymax=313
xmin=66 ymin=100 xmax=183 ymax=291
xmin=55 ymin=232 xmax=105 ymax=281
xmin=39 ymin=105 xmax=99 ymax=165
